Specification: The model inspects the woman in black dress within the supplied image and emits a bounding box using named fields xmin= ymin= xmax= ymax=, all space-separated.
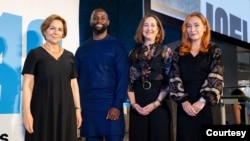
xmin=128 ymin=14 xmax=172 ymax=141
xmin=22 ymin=14 xmax=82 ymax=141
xmin=169 ymin=12 xmax=224 ymax=141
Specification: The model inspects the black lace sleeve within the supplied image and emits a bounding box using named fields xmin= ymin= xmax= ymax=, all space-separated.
xmin=169 ymin=47 xmax=188 ymax=103
xmin=160 ymin=46 xmax=173 ymax=91
xmin=200 ymin=45 xmax=224 ymax=105
xmin=128 ymin=48 xmax=136 ymax=92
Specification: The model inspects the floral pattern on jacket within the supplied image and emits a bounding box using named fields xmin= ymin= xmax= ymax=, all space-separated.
xmin=128 ymin=43 xmax=172 ymax=92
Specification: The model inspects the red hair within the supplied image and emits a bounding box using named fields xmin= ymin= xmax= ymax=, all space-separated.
xmin=179 ymin=12 xmax=211 ymax=56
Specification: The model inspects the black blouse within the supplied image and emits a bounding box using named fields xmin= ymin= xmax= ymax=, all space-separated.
xmin=169 ymin=43 xmax=224 ymax=105
xmin=128 ymin=43 xmax=172 ymax=92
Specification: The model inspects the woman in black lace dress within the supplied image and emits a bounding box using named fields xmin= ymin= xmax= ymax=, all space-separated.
xmin=169 ymin=12 xmax=224 ymax=141
xmin=128 ymin=14 xmax=172 ymax=141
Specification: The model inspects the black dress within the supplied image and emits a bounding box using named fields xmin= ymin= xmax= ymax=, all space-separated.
xmin=169 ymin=44 xmax=224 ymax=141
xmin=128 ymin=43 xmax=171 ymax=141
xmin=22 ymin=47 xmax=78 ymax=141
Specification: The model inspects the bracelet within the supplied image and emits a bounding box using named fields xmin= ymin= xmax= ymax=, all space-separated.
xmin=131 ymin=103 xmax=137 ymax=109
xmin=156 ymin=98 xmax=162 ymax=103
xmin=199 ymin=97 xmax=206 ymax=104
xmin=75 ymin=107 xmax=81 ymax=110
xmin=22 ymin=108 xmax=30 ymax=111
xmin=153 ymin=101 xmax=157 ymax=109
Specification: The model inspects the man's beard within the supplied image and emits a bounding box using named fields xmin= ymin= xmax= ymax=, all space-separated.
xmin=91 ymin=24 xmax=107 ymax=34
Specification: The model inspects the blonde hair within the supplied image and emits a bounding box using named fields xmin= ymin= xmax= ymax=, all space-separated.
xmin=41 ymin=14 xmax=67 ymax=39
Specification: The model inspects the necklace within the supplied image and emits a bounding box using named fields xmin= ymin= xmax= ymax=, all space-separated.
xmin=43 ymin=44 xmax=61 ymax=53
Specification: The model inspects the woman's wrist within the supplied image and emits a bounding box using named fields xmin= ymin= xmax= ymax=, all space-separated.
xmin=156 ymin=98 xmax=162 ymax=104
xmin=22 ymin=107 xmax=30 ymax=111
xmin=75 ymin=107 xmax=81 ymax=110
xmin=22 ymin=108 xmax=31 ymax=115
xmin=199 ymin=97 xmax=206 ymax=104
xmin=131 ymin=103 xmax=137 ymax=109
xmin=153 ymin=100 xmax=161 ymax=109
xmin=153 ymin=101 xmax=157 ymax=108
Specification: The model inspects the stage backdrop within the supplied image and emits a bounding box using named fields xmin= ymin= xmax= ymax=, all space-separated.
xmin=0 ymin=0 xmax=79 ymax=140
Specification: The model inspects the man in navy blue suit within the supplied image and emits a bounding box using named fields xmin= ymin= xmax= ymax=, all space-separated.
xmin=75 ymin=8 xmax=129 ymax=141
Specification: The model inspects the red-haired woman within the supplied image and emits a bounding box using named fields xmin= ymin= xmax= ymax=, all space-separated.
xmin=169 ymin=12 xmax=224 ymax=141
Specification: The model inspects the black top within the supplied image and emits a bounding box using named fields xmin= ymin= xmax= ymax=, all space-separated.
xmin=169 ymin=44 xmax=224 ymax=105
xmin=128 ymin=43 xmax=172 ymax=91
